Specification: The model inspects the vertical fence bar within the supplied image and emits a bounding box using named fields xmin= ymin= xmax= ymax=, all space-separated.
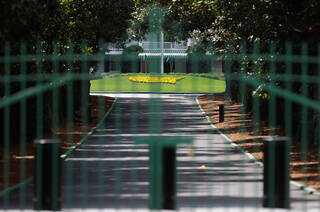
xmin=52 ymin=42 xmax=59 ymax=138
xmin=191 ymin=55 xmax=197 ymax=92
xmin=35 ymin=42 xmax=44 ymax=210
xmin=113 ymin=51 xmax=123 ymax=208
xmin=223 ymin=42 xmax=232 ymax=207
xmin=317 ymin=43 xmax=320 ymax=209
xmin=3 ymin=42 xmax=11 ymax=209
xmin=67 ymin=42 xmax=77 ymax=208
xmin=318 ymin=43 xmax=320 ymax=209
xmin=285 ymin=42 xmax=293 ymax=147
xmin=285 ymin=42 xmax=293 ymax=141
xmin=252 ymin=40 xmax=262 ymax=200
xmin=224 ymin=43 xmax=232 ymax=99
xmin=207 ymin=45 xmax=216 ymax=207
xmin=114 ymin=87 xmax=122 ymax=209
xmin=252 ymin=40 xmax=261 ymax=136
xmin=129 ymin=52 xmax=139 ymax=208
xmin=34 ymin=140 xmax=43 ymax=210
xmin=80 ymin=41 xmax=89 ymax=209
xmin=19 ymin=42 xmax=27 ymax=209
xmin=64 ymin=46 xmax=72 ymax=207
xmin=147 ymin=19 xmax=165 ymax=206
xmin=301 ymin=43 xmax=308 ymax=188
xmin=190 ymin=55 xmax=198 ymax=208
xmin=52 ymin=42 xmax=60 ymax=211
xmin=36 ymin=42 xmax=44 ymax=139
xmin=63 ymin=42 xmax=72 ymax=209
xmin=81 ymin=43 xmax=90 ymax=125
xmin=97 ymin=40 xmax=106 ymax=209
xmin=148 ymin=98 xmax=163 ymax=208
xmin=149 ymin=142 xmax=163 ymax=209
xmin=239 ymin=41 xmax=247 ymax=135
xmin=239 ymin=41 xmax=247 ymax=103
xmin=284 ymin=42 xmax=293 ymax=208
xmin=239 ymin=41 xmax=247 ymax=208
xmin=66 ymin=42 xmax=74 ymax=144
xmin=267 ymin=41 xmax=277 ymax=207
xmin=269 ymin=42 xmax=276 ymax=135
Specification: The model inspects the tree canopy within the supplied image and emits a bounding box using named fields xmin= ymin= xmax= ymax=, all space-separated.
xmin=0 ymin=0 xmax=135 ymax=145
xmin=132 ymin=0 xmax=320 ymax=46
xmin=0 ymin=0 xmax=135 ymax=51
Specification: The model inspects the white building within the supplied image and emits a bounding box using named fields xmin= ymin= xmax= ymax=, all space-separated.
xmin=99 ymin=39 xmax=223 ymax=74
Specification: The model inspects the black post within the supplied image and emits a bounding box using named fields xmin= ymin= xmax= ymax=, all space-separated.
xmin=34 ymin=139 xmax=61 ymax=211
xmin=219 ymin=104 xmax=224 ymax=122
xmin=162 ymin=147 xmax=176 ymax=210
xmin=87 ymin=106 xmax=92 ymax=123
xmin=263 ymin=137 xmax=290 ymax=209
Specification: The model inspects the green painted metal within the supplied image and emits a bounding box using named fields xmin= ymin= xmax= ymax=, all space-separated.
xmin=1 ymin=8 xmax=320 ymax=211
xmin=0 ymin=40 xmax=320 ymax=210
xmin=135 ymin=136 xmax=192 ymax=209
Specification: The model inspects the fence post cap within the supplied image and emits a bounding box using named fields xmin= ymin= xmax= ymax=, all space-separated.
xmin=34 ymin=139 xmax=61 ymax=145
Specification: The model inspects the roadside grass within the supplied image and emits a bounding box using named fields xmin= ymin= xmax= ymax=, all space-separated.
xmin=90 ymin=73 xmax=226 ymax=93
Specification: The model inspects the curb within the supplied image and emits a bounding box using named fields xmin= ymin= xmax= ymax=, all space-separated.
xmin=0 ymin=178 xmax=33 ymax=197
xmin=61 ymin=97 xmax=117 ymax=160
xmin=195 ymin=96 xmax=320 ymax=196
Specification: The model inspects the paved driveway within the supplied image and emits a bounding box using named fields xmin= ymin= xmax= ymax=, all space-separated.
xmin=1 ymin=93 xmax=319 ymax=211
xmin=62 ymin=93 xmax=320 ymax=210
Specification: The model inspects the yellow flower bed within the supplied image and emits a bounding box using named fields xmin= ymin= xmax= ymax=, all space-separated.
xmin=129 ymin=76 xmax=185 ymax=84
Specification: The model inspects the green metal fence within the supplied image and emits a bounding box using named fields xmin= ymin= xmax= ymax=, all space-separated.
xmin=1 ymin=40 xmax=320 ymax=211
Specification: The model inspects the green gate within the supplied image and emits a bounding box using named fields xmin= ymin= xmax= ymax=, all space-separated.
xmin=1 ymin=11 xmax=320 ymax=212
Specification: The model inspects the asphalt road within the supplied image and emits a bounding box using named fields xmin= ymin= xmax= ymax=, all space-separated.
xmin=62 ymin=93 xmax=320 ymax=210
xmin=1 ymin=93 xmax=320 ymax=211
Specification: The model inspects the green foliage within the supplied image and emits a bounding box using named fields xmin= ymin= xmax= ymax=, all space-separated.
xmin=186 ymin=44 xmax=207 ymax=55
xmin=0 ymin=0 xmax=135 ymax=52
xmin=130 ymin=1 xmax=320 ymax=146
xmin=0 ymin=0 xmax=135 ymax=145
xmin=123 ymin=45 xmax=144 ymax=55
xmin=131 ymin=1 xmax=190 ymax=41
xmin=133 ymin=0 xmax=320 ymax=48
xmin=59 ymin=0 xmax=134 ymax=48
xmin=0 ymin=1 xmax=59 ymax=50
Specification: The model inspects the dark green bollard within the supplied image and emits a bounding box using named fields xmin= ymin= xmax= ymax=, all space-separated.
xmin=87 ymin=106 xmax=92 ymax=123
xmin=163 ymin=147 xmax=176 ymax=209
xmin=34 ymin=139 xmax=61 ymax=211
xmin=219 ymin=104 xmax=224 ymax=122
xmin=263 ymin=137 xmax=290 ymax=209
xmin=135 ymin=136 xmax=192 ymax=210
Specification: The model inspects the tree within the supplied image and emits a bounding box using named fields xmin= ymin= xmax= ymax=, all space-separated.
xmin=59 ymin=0 xmax=134 ymax=49
xmin=131 ymin=0 xmax=320 ymax=144
xmin=0 ymin=0 xmax=135 ymax=145
xmin=133 ymin=0 xmax=320 ymax=46
xmin=132 ymin=0 xmax=216 ymax=41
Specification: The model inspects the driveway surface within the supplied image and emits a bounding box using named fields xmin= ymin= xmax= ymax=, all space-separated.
xmin=61 ymin=93 xmax=320 ymax=210
xmin=1 ymin=93 xmax=320 ymax=211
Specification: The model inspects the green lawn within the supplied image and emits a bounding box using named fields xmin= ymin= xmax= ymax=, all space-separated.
xmin=90 ymin=73 xmax=226 ymax=93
